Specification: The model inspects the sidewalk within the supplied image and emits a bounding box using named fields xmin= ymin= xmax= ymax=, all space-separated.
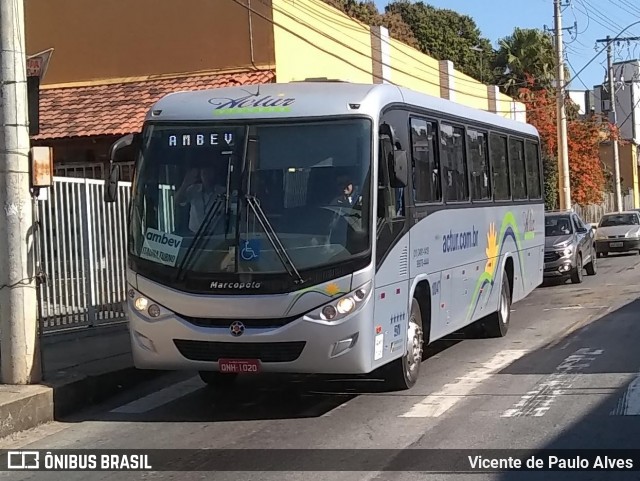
xmin=0 ymin=323 xmax=164 ymax=439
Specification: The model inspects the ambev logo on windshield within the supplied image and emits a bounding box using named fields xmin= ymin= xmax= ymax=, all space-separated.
xmin=442 ymin=226 xmax=480 ymax=253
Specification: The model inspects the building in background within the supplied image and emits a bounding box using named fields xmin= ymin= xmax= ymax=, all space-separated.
xmin=593 ymin=59 xmax=640 ymax=208
xmin=26 ymin=0 xmax=526 ymax=180
xmin=567 ymin=89 xmax=594 ymax=118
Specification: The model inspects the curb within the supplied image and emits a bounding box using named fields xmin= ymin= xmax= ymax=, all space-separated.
xmin=0 ymin=367 xmax=165 ymax=439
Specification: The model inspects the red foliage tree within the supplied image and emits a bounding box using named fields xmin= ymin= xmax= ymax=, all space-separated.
xmin=518 ymin=80 xmax=610 ymax=205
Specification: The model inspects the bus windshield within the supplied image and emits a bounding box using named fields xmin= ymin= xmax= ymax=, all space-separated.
xmin=129 ymin=118 xmax=372 ymax=286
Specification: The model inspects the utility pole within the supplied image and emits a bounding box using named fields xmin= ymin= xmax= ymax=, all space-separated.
xmin=605 ymin=37 xmax=622 ymax=213
xmin=0 ymin=0 xmax=41 ymax=384
xmin=596 ymin=35 xmax=640 ymax=212
xmin=554 ymin=0 xmax=572 ymax=211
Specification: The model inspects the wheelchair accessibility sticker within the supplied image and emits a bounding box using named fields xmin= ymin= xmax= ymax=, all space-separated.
xmin=240 ymin=239 xmax=261 ymax=261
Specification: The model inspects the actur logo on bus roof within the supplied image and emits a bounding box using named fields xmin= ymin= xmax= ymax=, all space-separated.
xmin=208 ymin=94 xmax=296 ymax=114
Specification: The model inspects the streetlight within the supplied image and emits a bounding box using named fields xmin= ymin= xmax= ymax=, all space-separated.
xmin=470 ymin=45 xmax=483 ymax=83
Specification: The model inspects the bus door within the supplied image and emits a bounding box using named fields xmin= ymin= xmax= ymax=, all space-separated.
xmin=372 ymin=124 xmax=410 ymax=367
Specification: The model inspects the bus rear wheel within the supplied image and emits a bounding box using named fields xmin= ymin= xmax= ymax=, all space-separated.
xmin=383 ymin=298 xmax=424 ymax=391
xmin=479 ymin=272 xmax=511 ymax=338
xmin=199 ymin=371 xmax=238 ymax=387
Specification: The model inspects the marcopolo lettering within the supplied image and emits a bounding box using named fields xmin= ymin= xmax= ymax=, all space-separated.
xmin=210 ymin=281 xmax=262 ymax=290
xmin=145 ymin=231 xmax=182 ymax=248
xmin=208 ymin=94 xmax=296 ymax=110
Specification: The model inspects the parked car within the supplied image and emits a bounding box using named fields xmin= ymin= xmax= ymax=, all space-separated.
xmin=544 ymin=211 xmax=597 ymax=283
xmin=595 ymin=211 xmax=640 ymax=257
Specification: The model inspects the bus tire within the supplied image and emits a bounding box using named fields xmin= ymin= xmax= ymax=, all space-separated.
xmin=382 ymin=298 xmax=424 ymax=391
xmin=199 ymin=371 xmax=238 ymax=387
xmin=480 ymin=272 xmax=511 ymax=338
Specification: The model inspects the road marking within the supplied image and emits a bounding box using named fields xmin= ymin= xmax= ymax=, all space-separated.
xmin=110 ymin=377 xmax=203 ymax=414
xmin=399 ymin=349 xmax=528 ymax=418
xmin=543 ymin=306 xmax=608 ymax=311
xmin=611 ymin=373 xmax=640 ymax=416
xmin=501 ymin=348 xmax=603 ymax=418
xmin=320 ymin=400 xmax=351 ymax=417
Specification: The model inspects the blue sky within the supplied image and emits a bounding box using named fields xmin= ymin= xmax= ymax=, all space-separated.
xmin=373 ymin=0 xmax=640 ymax=91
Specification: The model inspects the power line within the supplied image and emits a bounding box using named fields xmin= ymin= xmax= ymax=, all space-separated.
xmin=579 ymin=0 xmax=626 ymax=33
xmin=563 ymin=20 xmax=640 ymax=89
xmin=566 ymin=56 xmax=591 ymax=90
xmin=619 ymin=0 xmax=640 ymax=16
xmin=268 ymin=0 xmax=489 ymax=101
xmin=605 ymin=0 xmax=640 ymax=19
xmin=574 ymin=0 xmax=618 ymax=32
xmin=570 ymin=0 xmax=589 ymax=35
xmin=584 ymin=0 xmax=640 ymax=36
xmin=617 ymin=93 xmax=640 ymax=129
xmin=236 ymin=0 xmax=540 ymax=114
xmin=274 ymin=0 xmax=573 ymax=114
xmin=282 ymin=0 xmax=498 ymax=90
xmin=299 ymin=1 xmax=560 ymax=93
xmin=243 ymin=0 xmax=640 ymax=116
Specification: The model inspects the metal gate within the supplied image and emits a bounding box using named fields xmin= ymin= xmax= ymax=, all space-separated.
xmin=37 ymin=176 xmax=132 ymax=333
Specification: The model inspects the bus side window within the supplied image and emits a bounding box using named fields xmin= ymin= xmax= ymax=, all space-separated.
xmin=509 ymin=137 xmax=527 ymax=200
xmin=378 ymin=136 xmax=399 ymax=221
xmin=390 ymin=141 xmax=405 ymax=217
xmin=490 ymin=133 xmax=510 ymax=200
xmin=410 ymin=118 xmax=440 ymax=203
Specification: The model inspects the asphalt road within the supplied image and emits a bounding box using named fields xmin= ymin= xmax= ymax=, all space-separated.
xmin=2 ymin=253 xmax=640 ymax=481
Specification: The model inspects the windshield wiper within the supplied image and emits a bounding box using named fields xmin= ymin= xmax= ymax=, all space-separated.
xmin=174 ymin=195 xmax=225 ymax=282
xmin=245 ymin=194 xmax=305 ymax=285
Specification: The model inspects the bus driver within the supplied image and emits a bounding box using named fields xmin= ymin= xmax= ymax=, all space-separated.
xmin=175 ymin=166 xmax=226 ymax=233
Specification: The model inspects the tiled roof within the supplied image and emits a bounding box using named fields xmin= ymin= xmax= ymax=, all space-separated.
xmin=33 ymin=70 xmax=275 ymax=140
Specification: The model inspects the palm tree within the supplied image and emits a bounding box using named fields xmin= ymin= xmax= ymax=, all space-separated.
xmin=493 ymin=28 xmax=562 ymax=96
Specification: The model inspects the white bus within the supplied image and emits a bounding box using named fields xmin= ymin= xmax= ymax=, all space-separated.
xmin=105 ymin=81 xmax=544 ymax=391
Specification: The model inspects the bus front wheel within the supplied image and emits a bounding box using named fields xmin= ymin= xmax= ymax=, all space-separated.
xmin=382 ymin=297 xmax=424 ymax=391
xmin=199 ymin=371 xmax=238 ymax=387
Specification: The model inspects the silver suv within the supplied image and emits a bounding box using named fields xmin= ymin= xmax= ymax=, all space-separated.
xmin=544 ymin=211 xmax=597 ymax=283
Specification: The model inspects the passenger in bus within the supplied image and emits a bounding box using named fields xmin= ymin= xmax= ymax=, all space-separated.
xmin=175 ymin=166 xmax=226 ymax=233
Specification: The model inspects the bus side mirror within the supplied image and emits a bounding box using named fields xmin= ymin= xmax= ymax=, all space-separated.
xmin=390 ymin=150 xmax=408 ymax=188
xmin=109 ymin=133 xmax=140 ymax=163
xmin=104 ymin=164 xmax=120 ymax=203
xmin=104 ymin=132 xmax=140 ymax=203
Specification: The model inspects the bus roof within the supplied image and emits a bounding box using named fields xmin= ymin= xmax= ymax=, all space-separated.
xmin=145 ymin=81 xmax=539 ymax=137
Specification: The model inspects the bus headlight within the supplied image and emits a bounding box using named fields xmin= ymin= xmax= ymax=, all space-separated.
xmin=336 ymin=297 xmax=356 ymax=314
xmin=322 ymin=305 xmax=337 ymax=320
xmin=128 ymin=285 xmax=170 ymax=321
xmin=134 ymin=297 xmax=149 ymax=311
xmin=304 ymin=281 xmax=372 ymax=323
xmin=147 ymin=304 xmax=161 ymax=318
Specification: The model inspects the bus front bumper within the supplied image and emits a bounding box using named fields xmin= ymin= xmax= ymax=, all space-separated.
xmin=127 ymin=297 xmax=387 ymax=375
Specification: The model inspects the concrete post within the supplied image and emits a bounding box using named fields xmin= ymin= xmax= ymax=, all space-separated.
xmin=0 ymin=0 xmax=41 ymax=384
xmin=439 ymin=60 xmax=455 ymax=102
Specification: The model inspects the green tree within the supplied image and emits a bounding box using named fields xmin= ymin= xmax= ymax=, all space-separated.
xmin=493 ymin=28 xmax=559 ymax=96
xmin=322 ymin=0 xmax=419 ymax=48
xmin=381 ymin=11 xmax=420 ymax=48
xmin=384 ymin=0 xmax=496 ymax=82
xmin=323 ymin=0 xmax=379 ymax=24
